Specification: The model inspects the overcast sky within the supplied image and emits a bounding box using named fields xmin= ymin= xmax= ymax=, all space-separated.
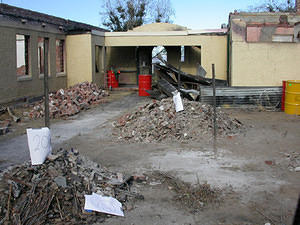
xmin=2 ymin=0 xmax=265 ymax=29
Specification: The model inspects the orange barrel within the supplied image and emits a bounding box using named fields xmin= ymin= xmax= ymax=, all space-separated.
xmin=281 ymin=80 xmax=286 ymax=111
xmin=139 ymin=75 xmax=152 ymax=96
xmin=107 ymin=70 xmax=118 ymax=88
xmin=285 ymin=80 xmax=300 ymax=115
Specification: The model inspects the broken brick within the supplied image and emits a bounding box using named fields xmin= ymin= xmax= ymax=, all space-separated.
xmin=27 ymin=82 xmax=109 ymax=119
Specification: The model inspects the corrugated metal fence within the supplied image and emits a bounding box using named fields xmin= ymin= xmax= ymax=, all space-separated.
xmin=200 ymin=86 xmax=282 ymax=109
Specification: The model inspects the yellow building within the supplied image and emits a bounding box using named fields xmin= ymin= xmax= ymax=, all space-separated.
xmin=0 ymin=3 xmax=107 ymax=103
xmin=229 ymin=12 xmax=300 ymax=87
xmin=2 ymin=3 xmax=300 ymax=104
xmin=66 ymin=32 xmax=105 ymax=87
xmin=104 ymin=23 xmax=228 ymax=85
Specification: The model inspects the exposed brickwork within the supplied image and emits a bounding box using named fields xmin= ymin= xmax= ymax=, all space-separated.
xmin=55 ymin=40 xmax=64 ymax=73
xmin=246 ymin=26 xmax=262 ymax=42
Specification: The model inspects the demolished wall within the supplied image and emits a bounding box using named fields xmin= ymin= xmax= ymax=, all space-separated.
xmin=229 ymin=13 xmax=300 ymax=86
xmin=0 ymin=25 xmax=67 ymax=104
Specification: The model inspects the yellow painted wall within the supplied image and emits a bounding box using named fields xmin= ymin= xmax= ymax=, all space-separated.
xmin=230 ymin=15 xmax=300 ymax=86
xmin=66 ymin=34 xmax=92 ymax=86
xmin=105 ymin=35 xmax=227 ymax=80
xmin=166 ymin=46 xmax=202 ymax=75
xmin=232 ymin=42 xmax=300 ymax=86
xmin=106 ymin=47 xmax=137 ymax=84
xmin=200 ymin=37 xmax=227 ymax=80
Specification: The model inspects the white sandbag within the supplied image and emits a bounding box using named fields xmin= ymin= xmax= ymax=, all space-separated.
xmin=26 ymin=127 xmax=52 ymax=165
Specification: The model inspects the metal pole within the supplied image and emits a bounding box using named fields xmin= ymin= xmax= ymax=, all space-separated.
xmin=44 ymin=38 xmax=50 ymax=128
xmin=212 ymin=64 xmax=216 ymax=139
xmin=178 ymin=63 xmax=181 ymax=89
xmin=136 ymin=46 xmax=140 ymax=86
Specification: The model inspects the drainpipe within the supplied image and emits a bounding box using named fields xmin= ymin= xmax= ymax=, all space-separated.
xmin=227 ymin=14 xmax=232 ymax=87
xmin=226 ymin=31 xmax=230 ymax=87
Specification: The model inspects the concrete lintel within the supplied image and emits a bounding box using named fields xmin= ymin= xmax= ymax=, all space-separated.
xmin=91 ymin=30 xmax=105 ymax=36
xmin=105 ymin=31 xmax=188 ymax=37
xmin=105 ymin=29 xmax=227 ymax=37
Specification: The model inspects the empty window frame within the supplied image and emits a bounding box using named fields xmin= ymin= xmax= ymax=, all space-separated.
xmin=95 ymin=46 xmax=101 ymax=73
xmin=38 ymin=37 xmax=50 ymax=75
xmin=16 ymin=34 xmax=30 ymax=76
xmin=56 ymin=39 xmax=65 ymax=73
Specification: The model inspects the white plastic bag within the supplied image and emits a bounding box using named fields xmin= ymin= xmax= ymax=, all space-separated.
xmin=172 ymin=91 xmax=184 ymax=112
xmin=84 ymin=193 xmax=124 ymax=216
xmin=26 ymin=127 xmax=52 ymax=165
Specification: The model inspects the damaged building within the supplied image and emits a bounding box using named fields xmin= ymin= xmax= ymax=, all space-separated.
xmin=104 ymin=23 xmax=227 ymax=86
xmin=0 ymin=4 xmax=106 ymax=103
xmin=228 ymin=12 xmax=300 ymax=86
xmin=0 ymin=3 xmax=300 ymax=106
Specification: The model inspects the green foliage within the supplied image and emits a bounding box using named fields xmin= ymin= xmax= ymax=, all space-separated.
xmin=101 ymin=0 xmax=175 ymax=31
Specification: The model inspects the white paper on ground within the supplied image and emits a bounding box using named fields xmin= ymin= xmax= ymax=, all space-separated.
xmin=172 ymin=91 xmax=184 ymax=112
xmin=84 ymin=193 xmax=124 ymax=217
xmin=26 ymin=127 xmax=52 ymax=165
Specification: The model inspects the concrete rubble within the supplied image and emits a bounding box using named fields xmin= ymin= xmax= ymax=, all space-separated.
xmin=0 ymin=120 xmax=10 ymax=136
xmin=113 ymin=98 xmax=244 ymax=143
xmin=27 ymin=82 xmax=109 ymax=119
xmin=0 ymin=107 xmax=16 ymax=136
xmin=0 ymin=149 xmax=142 ymax=224
xmin=285 ymin=152 xmax=300 ymax=172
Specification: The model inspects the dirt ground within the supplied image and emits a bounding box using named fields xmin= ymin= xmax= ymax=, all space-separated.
xmin=1 ymin=91 xmax=300 ymax=225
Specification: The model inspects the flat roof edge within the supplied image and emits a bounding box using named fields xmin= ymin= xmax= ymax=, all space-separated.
xmin=230 ymin=12 xmax=300 ymax=16
xmin=105 ymin=29 xmax=227 ymax=37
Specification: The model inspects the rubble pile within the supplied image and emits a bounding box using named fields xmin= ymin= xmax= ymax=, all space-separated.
xmin=0 ymin=107 xmax=19 ymax=135
xmin=27 ymin=82 xmax=109 ymax=119
xmin=0 ymin=149 xmax=140 ymax=224
xmin=0 ymin=120 xmax=10 ymax=135
xmin=148 ymin=59 xmax=227 ymax=101
xmin=285 ymin=152 xmax=300 ymax=172
xmin=113 ymin=98 xmax=243 ymax=142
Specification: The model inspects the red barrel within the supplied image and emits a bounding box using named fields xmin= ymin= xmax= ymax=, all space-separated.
xmin=107 ymin=70 xmax=118 ymax=88
xmin=139 ymin=75 xmax=152 ymax=96
xmin=281 ymin=80 xmax=286 ymax=111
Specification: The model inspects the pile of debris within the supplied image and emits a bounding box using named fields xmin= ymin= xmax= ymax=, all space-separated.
xmin=27 ymin=82 xmax=109 ymax=119
xmin=0 ymin=149 xmax=142 ymax=224
xmin=148 ymin=59 xmax=227 ymax=101
xmin=113 ymin=98 xmax=243 ymax=143
xmin=0 ymin=120 xmax=10 ymax=136
xmin=0 ymin=107 xmax=20 ymax=136
xmin=286 ymin=152 xmax=300 ymax=172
